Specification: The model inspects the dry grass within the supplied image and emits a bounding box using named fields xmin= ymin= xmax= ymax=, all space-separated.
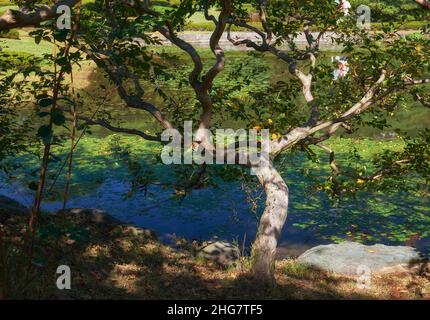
xmin=1 ymin=211 xmax=429 ymax=300
xmin=273 ymin=259 xmax=430 ymax=300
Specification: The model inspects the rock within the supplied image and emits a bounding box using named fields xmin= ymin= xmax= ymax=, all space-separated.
xmin=122 ymin=225 xmax=157 ymax=241
xmin=60 ymin=208 xmax=122 ymax=225
xmin=60 ymin=208 xmax=157 ymax=240
xmin=297 ymin=241 xmax=424 ymax=275
xmin=198 ymin=241 xmax=240 ymax=265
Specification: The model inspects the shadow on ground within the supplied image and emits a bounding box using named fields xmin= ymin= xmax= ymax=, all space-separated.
xmin=0 ymin=207 xmax=397 ymax=300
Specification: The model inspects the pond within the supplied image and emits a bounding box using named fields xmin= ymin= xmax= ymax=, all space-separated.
xmin=9 ymin=45 xmax=430 ymax=138
xmin=2 ymin=47 xmax=430 ymax=258
xmin=1 ymin=135 xmax=429 ymax=258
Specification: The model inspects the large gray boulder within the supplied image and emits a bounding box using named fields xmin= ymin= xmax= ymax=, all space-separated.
xmin=297 ymin=241 xmax=423 ymax=275
xmin=198 ymin=241 xmax=240 ymax=266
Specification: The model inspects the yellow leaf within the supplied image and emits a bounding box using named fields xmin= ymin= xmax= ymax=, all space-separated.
xmin=357 ymin=179 xmax=366 ymax=185
xmin=271 ymin=133 xmax=280 ymax=140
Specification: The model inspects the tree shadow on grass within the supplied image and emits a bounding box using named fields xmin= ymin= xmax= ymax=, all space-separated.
xmin=0 ymin=203 xmax=385 ymax=300
xmin=19 ymin=209 xmax=375 ymax=300
xmin=3 ymin=200 xmax=424 ymax=300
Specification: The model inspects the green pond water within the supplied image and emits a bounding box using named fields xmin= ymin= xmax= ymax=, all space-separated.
xmin=1 ymin=135 xmax=429 ymax=257
xmin=10 ymin=46 xmax=430 ymax=138
xmin=2 ymin=46 xmax=430 ymax=256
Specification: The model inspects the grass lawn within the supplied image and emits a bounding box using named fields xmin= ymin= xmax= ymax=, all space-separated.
xmin=0 ymin=4 xmax=17 ymax=15
xmin=1 ymin=35 xmax=53 ymax=56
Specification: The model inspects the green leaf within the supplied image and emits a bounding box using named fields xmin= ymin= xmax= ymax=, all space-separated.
xmin=51 ymin=109 xmax=65 ymax=126
xmin=53 ymin=29 xmax=69 ymax=42
xmin=37 ymin=125 xmax=53 ymax=144
xmin=38 ymin=98 xmax=53 ymax=108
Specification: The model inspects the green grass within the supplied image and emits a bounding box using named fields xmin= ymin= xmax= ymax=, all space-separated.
xmin=282 ymin=259 xmax=316 ymax=280
xmin=3 ymin=134 xmax=405 ymax=199
xmin=182 ymin=21 xmax=262 ymax=32
xmin=0 ymin=2 xmax=426 ymax=33
xmin=0 ymin=37 xmax=53 ymax=56
xmin=8 ymin=135 xmax=163 ymax=199
xmin=325 ymin=136 xmax=404 ymax=158
xmin=0 ymin=28 xmax=19 ymax=39
xmin=0 ymin=5 xmax=17 ymax=16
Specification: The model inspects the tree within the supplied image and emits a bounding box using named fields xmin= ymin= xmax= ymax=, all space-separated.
xmin=68 ymin=0 xmax=428 ymax=285
xmin=223 ymin=0 xmax=430 ymax=283
xmin=0 ymin=0 xmax=81 ymax=30
xmin=2 ymin=0 xmax=430 ymax=286
xmin=416 ymin=0 xmax=430 ymax=10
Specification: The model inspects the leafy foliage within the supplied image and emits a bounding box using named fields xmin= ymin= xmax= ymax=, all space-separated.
xmin=1 ymin=0 xmax=430 ymax=265
xmin=0 ymin=50 xmax=41 ymax=171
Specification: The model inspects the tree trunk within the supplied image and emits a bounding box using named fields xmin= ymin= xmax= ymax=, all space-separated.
xmin=251 ymin=161 xmax=289 ymax=285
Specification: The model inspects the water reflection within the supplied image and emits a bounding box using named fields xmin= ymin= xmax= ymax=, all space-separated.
xmin=1 ymin=174 xmax=428 ymax=258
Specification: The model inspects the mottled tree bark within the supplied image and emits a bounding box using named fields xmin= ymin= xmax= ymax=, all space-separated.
xmin=251 ymin=162 xmax=289 ymax=285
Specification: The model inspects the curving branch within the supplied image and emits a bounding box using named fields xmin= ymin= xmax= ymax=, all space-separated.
xmin=404 ymin=77 xmax=430 ymax=86
xmin=124 ymin=1 xmax=207 ymax=131
xmin=270 ymin=70 xmax=388 ymax=156
xmin=203 ymin=1 xmax=218 ymax=26
xmin=80 ymin=44 xmax=173 ymax=131
xmin=227 ymin=3 xmax=324 ymax=129
xmin=124 ymin=0 xmax=204 ymax=91
xmin=77 ymin=115 xmax=161 ymax=141
xmin=202 ymin=0 xmax=231 ymax=93
xmin=127 ymin=0 xmax=232 ymax=149
xmin=415 ymin=0 xmax=430 ymax=9
xmin=158 ymin=25 xmax=203 ymax=90
xmin=159 ymin=0 xmax=232 ymax=138
xmin=0 ymin=0 xmax=81 ymax=31
xmin=196 ymin=0 xmax=231 ymax=138
xmin=227 ymin=31 xmax=318 ymax=128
